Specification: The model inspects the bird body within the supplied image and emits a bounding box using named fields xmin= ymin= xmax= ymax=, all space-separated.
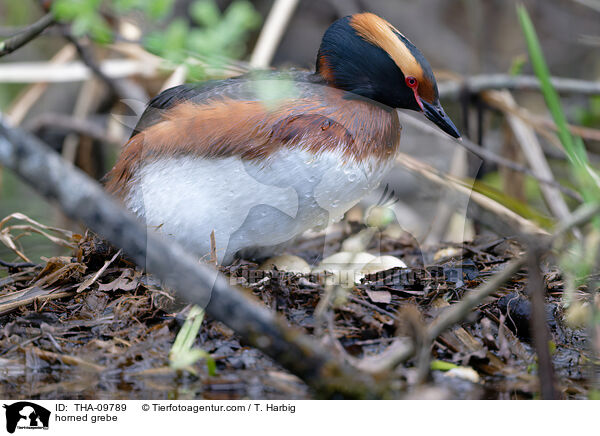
xmin=106 ymin=13 xmax=459 ymax=264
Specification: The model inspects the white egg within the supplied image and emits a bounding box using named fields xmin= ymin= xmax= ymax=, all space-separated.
xmin=259 ymin=255 xmax=311 ymax=274
xmin=361 ymin=255 xmax=407 ymax=274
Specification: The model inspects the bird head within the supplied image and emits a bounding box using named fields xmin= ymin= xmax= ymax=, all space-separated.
xmin=316 ymin=12 xmax=460 ymax=138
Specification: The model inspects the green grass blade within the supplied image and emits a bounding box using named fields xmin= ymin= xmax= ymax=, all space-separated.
xmin=170 ymin=305 xmax=215 ymax=375
xmin=517 ymin=4 xmax=600 ymax=205
xmin=517 ymin=5 xmax=580 ymax=164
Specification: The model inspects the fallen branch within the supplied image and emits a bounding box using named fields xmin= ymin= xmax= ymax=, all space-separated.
xmin=0 ymin=13 xmax=55 ymax=58
xmin=0 ymin=118 xmax=386 ymax=399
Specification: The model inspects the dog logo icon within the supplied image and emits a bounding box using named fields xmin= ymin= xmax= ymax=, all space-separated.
xmin=3 ymin=402 xmax=50 ymax=433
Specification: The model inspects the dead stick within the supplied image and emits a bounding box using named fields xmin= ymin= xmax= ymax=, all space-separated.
xmin=0 ymin=119 xmax=386 ymax=399
xmin=64 ymin=33 xmax=148 ymax=103
xmin=438 ymin=74 xmax=600 ymax=99
xmin=0 ymin=13 xmax=55 ymax=58
xmin=25 ymin=112 xmax=124 ymax=144
xmin=526 ymin=245 xmax=559 ymax=399
xmin=398 ymin=113 xmax=582 ymax=202
xmin=29 ymin=346 xmax=105 ymax=372
xmin=491 ymin=90 xmax=578 ymax=237
xmin=428 ymin=259 xmax=525 ymax=341
xmin=364 ymin=202 xmax=599 ymax=373
xmin=395 ymin=151 xmax=550 ymax=237
xmin=249 ymin=0 xmax=299 ymax=68
xmin=362 ymin=259 xmax=525 ymax=373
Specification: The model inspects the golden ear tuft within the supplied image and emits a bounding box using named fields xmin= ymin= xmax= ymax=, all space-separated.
xmin=350 ymin=13 xmax=435 ymax=103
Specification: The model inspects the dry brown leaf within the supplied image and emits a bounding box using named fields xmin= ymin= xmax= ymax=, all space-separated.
xmin=98 ymin=269 xmax=140 ymax=292
xmin=33 ymin=257 xmax=86 ymax=287
xmin=77 ymin=249 xmax=121 ymax=293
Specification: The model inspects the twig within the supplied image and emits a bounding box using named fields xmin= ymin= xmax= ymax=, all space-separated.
xmin=25 ymin=113 xmax=125 ymax=144
xmin=61 ymin=78 xmax=101 ymax=163
xmin=483 ymin=90 xmax=600 ymax=143
xmin=552 ymin=202 xmax=600 ymax=238
xmin=0 ymin=13 xmax=55 ymax=58
xmin=0 ymin=59 xmax=158 ymax=83
xmin=363 ymin=259 xmax=525 ymax=374
xmin=64 ymin=34 xmax=148 ymax=103
xmin=160 ymin=63 xmax=188 ymax=92
xmin=438 ymin=74 xmax=600 ymax=99
xmin=0 ymin=259 xmax=36 ymax=269
xmin=0 ymin=288 xmax=76 ymax=317
xmin=7 ymin=44 xmax=77 ymax=126
xmin=76 ymin=249 xmax=122 ymax=293
xmin=398 ymin=113 xmax=582 ymax=202
xmin=28 ymin=346 xmax=106 ymax=372
xmin=366 ymin=201 xmax=600 ymax=374
xmin=0 ymin=118 xmax=386 ymax=399
xmin=526 ymin=245 xmax=559 ymax=399
xmin=250 ymin=0 xmax=300 ymax=68
xmin=395 ymin=151 xmax=550 ymax=238
xmin=347 ymin=295 xmax=399 ymax=320
xmin=489 ymin=90 xmax=579 ymax=237
xmin=428 ymin=259 xmax=525 ymax=340
xmin=209 ymin=230 xmax=217 ymax=267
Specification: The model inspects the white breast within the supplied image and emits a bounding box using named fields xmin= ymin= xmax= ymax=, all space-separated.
xmin=125 ymin=148 xmax=395 ymax=264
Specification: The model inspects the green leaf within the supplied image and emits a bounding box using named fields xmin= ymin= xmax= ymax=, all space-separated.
xmin=144 ymin=0 xmax=175 ymax=20
xmin=170 ymin=306 xmax=215 ymax=376
xmin=224 ymin=0 xmax=261 ymax=30
xmin=508 ymin=55 xmax=527 ymax=76
xmin=190 ymin=0 xmax=221 ymax=27
xmin=52 ymin=0 xmax=86 ymax=21
xmin=186 ymin=63 xmax=207 ymax=82
xmin=70 ymin=14 xmax=94 ymax=37
xmin=430 ymin=360 xmax=460 ymax=371
xmin=145 ymin=19 xmax=188 ymax=61
xmin=89 ymin=15 xmax=113 ymax=44
xmin=113 ymin=0 xmax=144 ymax=13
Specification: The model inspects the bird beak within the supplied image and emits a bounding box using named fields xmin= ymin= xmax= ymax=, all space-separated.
xmin=421 ymin=99 xmax=461 ymax=138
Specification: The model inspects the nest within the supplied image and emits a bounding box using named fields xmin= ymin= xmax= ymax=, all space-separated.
xmin=0 ymin=212 xmax=591 ymax=399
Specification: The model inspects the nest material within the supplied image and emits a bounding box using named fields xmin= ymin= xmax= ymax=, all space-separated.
xmin=0 ymin=213 xmax=590 ymax=399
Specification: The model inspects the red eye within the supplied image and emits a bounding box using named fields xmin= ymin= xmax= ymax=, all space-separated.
xmin=406 ymin=76 xmax=418 ymax=88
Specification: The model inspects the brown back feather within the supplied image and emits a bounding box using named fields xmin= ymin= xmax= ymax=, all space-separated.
xmin=105 ymin=90 xmax=400 ymax=199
